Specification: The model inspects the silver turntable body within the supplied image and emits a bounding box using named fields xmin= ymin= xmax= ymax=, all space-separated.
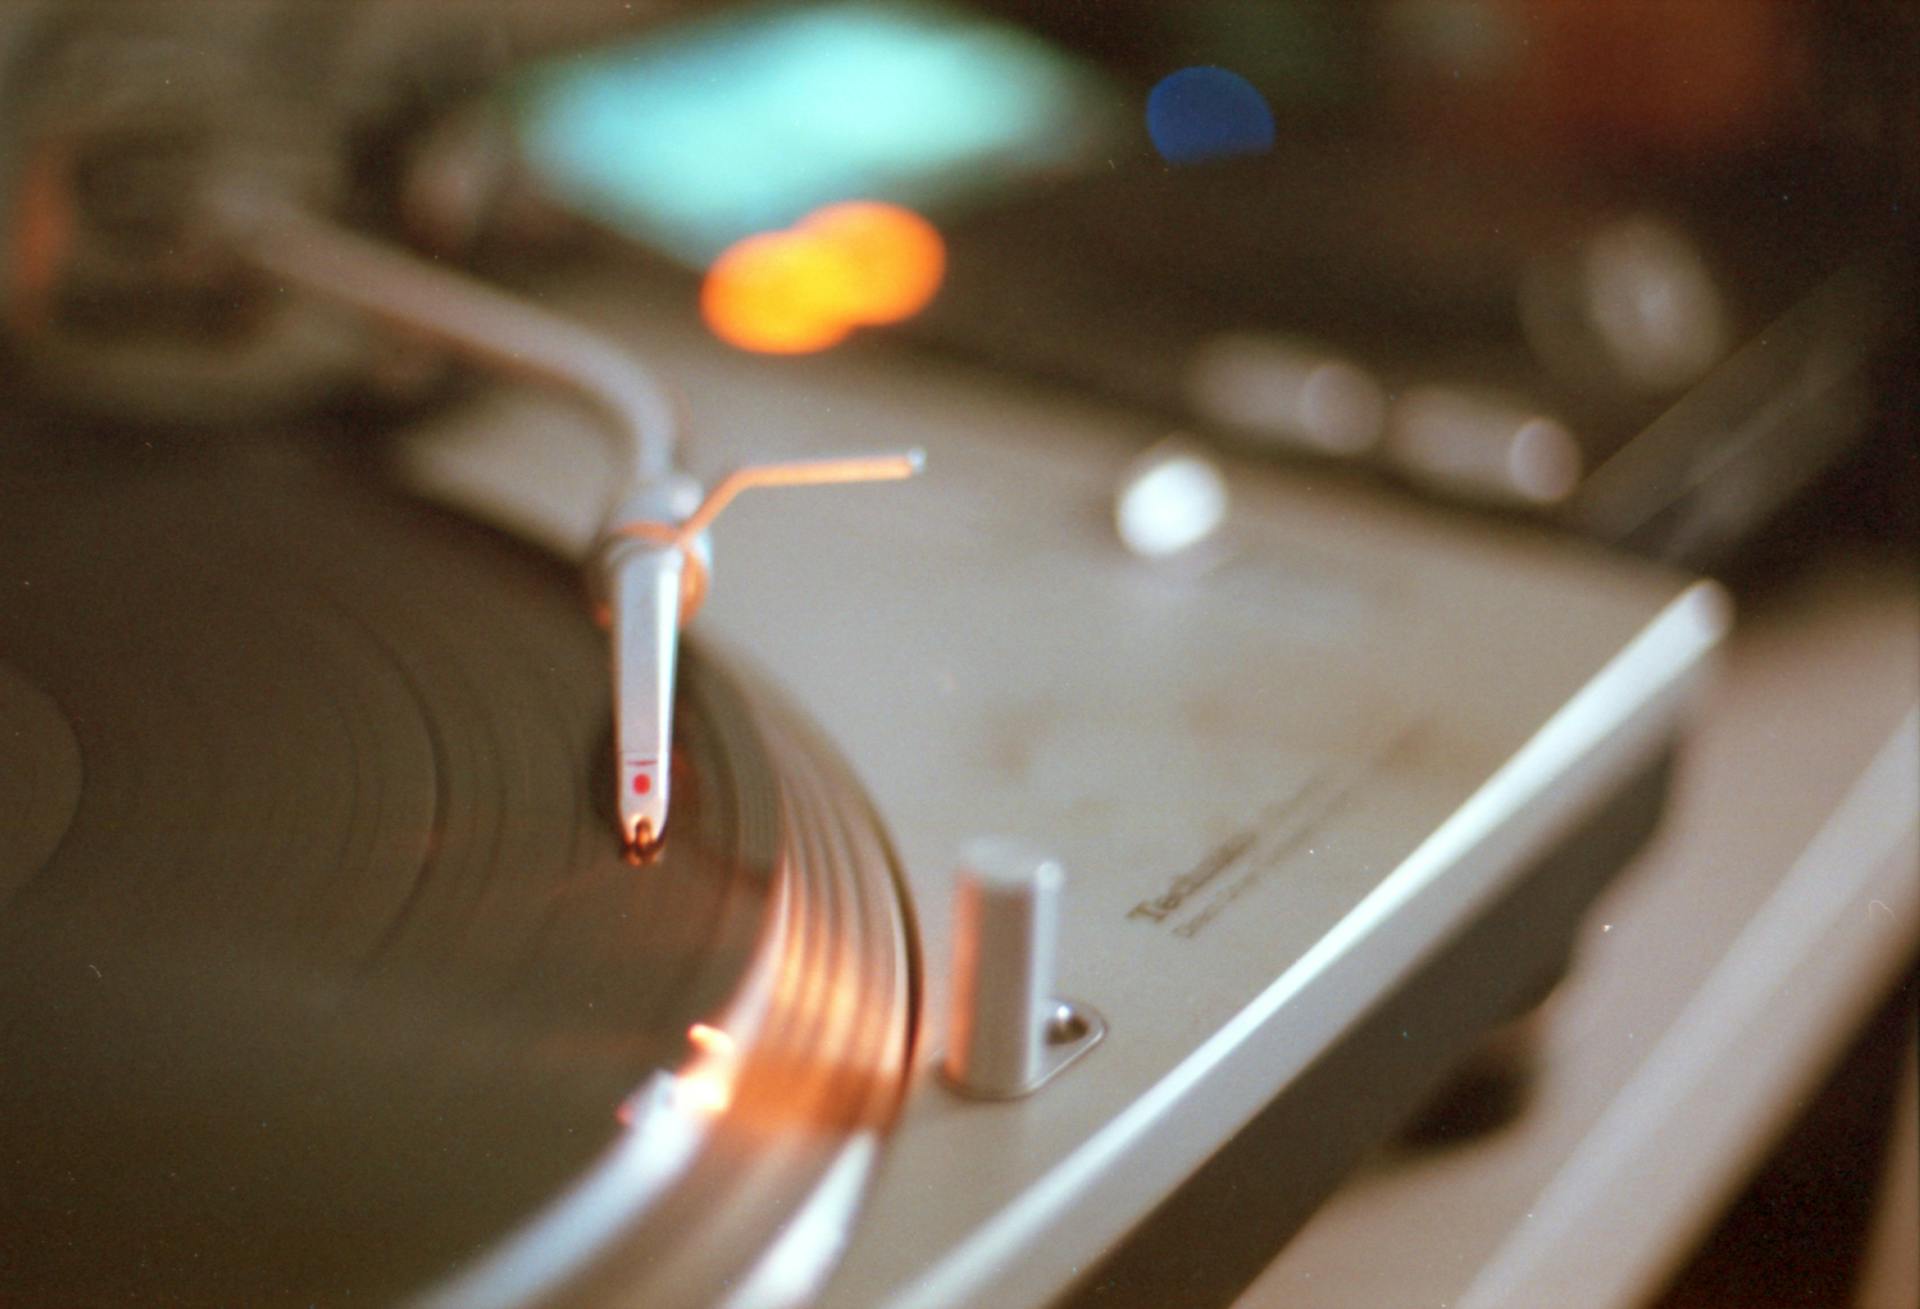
xmin=398 ymin=271 xmax=1726 ymax=1308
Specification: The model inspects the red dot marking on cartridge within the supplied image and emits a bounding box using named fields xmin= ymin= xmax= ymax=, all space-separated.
xmin=631 ymin=772 xmax=653 ymax=796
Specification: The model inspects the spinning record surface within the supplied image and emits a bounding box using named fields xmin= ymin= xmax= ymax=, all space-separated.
xmin=0 ymin=435 xmax=916 ymax=1306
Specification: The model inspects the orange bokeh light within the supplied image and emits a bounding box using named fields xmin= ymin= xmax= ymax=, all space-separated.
xmin=700 ymin=230 xmax=855 ymax=355
xmin=802 ymin=201 xmax=946 ymax=327
xmin=701 ymin=201 xmax=946 ymax=355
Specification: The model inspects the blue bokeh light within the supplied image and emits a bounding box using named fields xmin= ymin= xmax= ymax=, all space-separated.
xmin=1146 ymin=66 xmax=1276 ymax=164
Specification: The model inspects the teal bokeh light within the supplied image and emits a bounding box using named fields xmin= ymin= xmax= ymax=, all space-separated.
xmin=514 ymin=2 xmax=1102 ymax=266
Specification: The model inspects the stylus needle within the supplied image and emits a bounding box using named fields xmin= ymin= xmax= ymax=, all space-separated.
xmin=602 ymin=451 xmax=923 ymax=858
xmin=605 ymin=539 xmax=686 ymax=858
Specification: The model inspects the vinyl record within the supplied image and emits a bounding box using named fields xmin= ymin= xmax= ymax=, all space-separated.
xmin=0 ymin=433 xmax=916 ymax=1306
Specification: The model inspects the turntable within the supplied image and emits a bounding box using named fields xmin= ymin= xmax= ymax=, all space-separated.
xmin=0 ymin=10 xmax=1729 ymax=1307
xmin=0 ymin=256 xmax=1724 ymax=1308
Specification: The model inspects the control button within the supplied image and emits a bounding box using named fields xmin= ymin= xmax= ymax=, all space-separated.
xmin=943 ymin=838 xmax=1104 ymax=1099
xmin=1186 ymin=333 xmax=1386 ymax=457
xmin=1114 ymin=438 xmax=1228 ymax=559
xmin=1519 ymin=214 xmax=1728 ymax=399
xmin=1385 ymin=386 xmax=1582 ymax=508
